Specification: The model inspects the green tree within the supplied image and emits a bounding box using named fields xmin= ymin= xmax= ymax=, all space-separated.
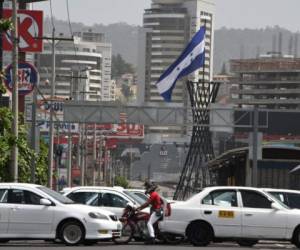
xmin=114 ymin=175 xmax=129 ymax=188
xmin=111 ymin=54 xmax=134 ymax=79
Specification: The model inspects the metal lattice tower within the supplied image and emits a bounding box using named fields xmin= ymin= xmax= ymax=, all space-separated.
xmin=174 ymin=80 xmax=220 ymax=200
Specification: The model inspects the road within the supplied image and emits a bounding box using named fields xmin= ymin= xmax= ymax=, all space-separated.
xmin=0 ymin=241 xmax=297 ymax=250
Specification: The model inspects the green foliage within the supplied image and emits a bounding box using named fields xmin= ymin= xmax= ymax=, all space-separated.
xmin=35 ymin=140 xmax=48 ymax=185
xmin=114 ymin=175 xmax=129 ymax=188
xmin=0 ymin=107 xmax=48 ymax=183
xmin=0 ymin=18 xmax=13 ymax=32
xmin=111 ymin=54 xmax=134 ymax=79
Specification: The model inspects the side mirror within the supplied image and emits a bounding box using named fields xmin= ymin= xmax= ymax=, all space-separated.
xmin=271 ymin=202 xmax=282 ymax=210
xmin=40 ymin=198 xmax=52 ymax=206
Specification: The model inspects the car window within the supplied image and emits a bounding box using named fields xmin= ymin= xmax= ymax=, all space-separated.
xmin=101 ymin=193 xmax=128 ymax=208
xmin=269 ymin=192 xmax=286 ymax=204
xmin=287 ymin=193 xmax=300 ymax=209
xmin=202 ymin=190 xmax=237 ymax=207
xmin=0 ymin=189 xmax=8 ymax=203
xmin=67 ymin=191 xmax=98 ymax=204
xmin=8 ymin=189 xmax=42 ymax=205
xmin=241 ymin=190 xmax=271 ymax=209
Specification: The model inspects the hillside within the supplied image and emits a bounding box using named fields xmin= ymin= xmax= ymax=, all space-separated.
xmin=44 ymin=18 xmax=300 ymax=74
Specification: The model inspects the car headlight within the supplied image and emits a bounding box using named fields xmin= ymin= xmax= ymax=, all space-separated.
xmin=88 ymin=212 xmax=109 ymax=220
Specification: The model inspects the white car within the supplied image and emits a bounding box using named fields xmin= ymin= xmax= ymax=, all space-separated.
xmin=0 ymin=183 xmax=121 ymax=245
xmin=160 ymin=186 xmax=300 ymax=248
xmin=63 ymin=186 xmax=146 ymax=217
xmin=263 ymin=188 xmax=300 ymax=209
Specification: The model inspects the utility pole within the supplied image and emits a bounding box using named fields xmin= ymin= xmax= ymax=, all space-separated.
xmin=92 ymin=123 xmax=96 ymax=185
xmin=252 ymin=105 xmax=259 ymax=187
xmin=48 ymin=28 xmax=55 ymax=188
xmin=67 ymin=123 xmax=72 ymax=186
xmin=11 ymin=0 xmax=18 ymax=182
xmin=39 ymin=33 xmax=73 ymax=188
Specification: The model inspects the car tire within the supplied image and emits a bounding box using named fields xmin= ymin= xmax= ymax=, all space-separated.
xmin=187 ymin=222 xmax=213 ymax=246
xmin=59 ymin=220 xmax=85 ymax=246
xmin=236 ymin=239 xmax=258 ymax=247
xmin=293 ymin=227 xmax=300 ymax=248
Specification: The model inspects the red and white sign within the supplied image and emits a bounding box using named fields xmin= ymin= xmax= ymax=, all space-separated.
xmin=3 ymin=9 xmax=43 ymax=52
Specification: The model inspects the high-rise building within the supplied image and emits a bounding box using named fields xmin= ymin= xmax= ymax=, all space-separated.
xmin=37 ymin=31 xmax=114 ymax=102
xmin=141 ymin=0 xmax=215 ymax=141
xmin=230 ymin=54 xmax=300 ymax=109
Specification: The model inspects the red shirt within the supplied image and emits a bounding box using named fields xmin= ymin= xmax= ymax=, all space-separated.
xmin=148 ymin=191 xmax=162 ymax=209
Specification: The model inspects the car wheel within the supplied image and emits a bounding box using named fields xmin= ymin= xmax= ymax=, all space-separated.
xmin=59 ymin=220 xmax=85 ymax=246
xmin=187 ymin=222 xmax=213 ymax=246
xmin=293 ymin=227 xmax=300 ymax=248
xmin=236 ymin=239 xmax=258 ymax=247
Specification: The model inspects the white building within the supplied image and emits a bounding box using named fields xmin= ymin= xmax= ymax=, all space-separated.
xmin=140 ymin=0 xmax=215 ymax=142
xmin=37 ymin=31 xmax=114 ymax=102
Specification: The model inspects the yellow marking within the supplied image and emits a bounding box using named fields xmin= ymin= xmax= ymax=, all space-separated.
xmin=218 ymin=210 xmax=234 ymax=218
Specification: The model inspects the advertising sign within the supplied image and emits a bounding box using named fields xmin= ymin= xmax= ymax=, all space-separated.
xmin=4 ymin=62 xmax=38 ymax=96
xmin=2 ymin=9 xmax=43 ymax=52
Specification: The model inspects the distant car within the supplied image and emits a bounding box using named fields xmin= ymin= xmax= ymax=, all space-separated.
xmin=63 ymin=186 xmax=146 ymax=217
xmin=263 ymin=188 xmax=300 ymax=209
xmin=160 ymin=186 xmax=300 ymax=248
xmin=0 ymin=183 xmax=121 ymax=246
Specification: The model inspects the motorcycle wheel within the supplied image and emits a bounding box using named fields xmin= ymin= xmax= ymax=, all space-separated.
xmin=112 ymin=222 xmax=134 ymax=244
xmin=161 ymin=233 xmax=184 ymax=244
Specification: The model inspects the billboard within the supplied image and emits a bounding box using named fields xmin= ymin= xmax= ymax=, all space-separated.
xmin=2 ymin=9 xmax=43 ymax=52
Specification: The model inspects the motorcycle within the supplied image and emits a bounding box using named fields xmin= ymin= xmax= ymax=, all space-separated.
xmin=112 ymin=203 xmax=183 ymax=244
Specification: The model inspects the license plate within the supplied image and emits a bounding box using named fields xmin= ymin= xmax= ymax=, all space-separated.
xmin=218 ymin=210 xmax=234 ymax=218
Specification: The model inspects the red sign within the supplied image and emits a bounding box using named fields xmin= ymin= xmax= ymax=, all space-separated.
xmin=3 ymin=9 xmax=43 ymax=52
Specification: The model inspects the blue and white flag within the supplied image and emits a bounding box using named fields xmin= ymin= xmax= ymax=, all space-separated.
xmin=156 ymin=26 xmax=206 ymax=102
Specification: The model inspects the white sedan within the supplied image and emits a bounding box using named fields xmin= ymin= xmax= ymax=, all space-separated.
xmin=0 ymin=183 xmax=121 ymax=245
xmin=160 ymin=186 xmax=300 ymax=248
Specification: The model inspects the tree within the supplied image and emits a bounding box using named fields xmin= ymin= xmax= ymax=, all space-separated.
xmin=114 ymin=175 xmax=129 ymax=188
xmin=111 ymin=54 xmax=134 ymax=79
xmin=0 ymin=16 xmax=48 ymax=183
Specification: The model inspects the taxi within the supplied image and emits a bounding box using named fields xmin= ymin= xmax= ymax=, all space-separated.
xmin=160 ymin=186 xmax=300 ymax=248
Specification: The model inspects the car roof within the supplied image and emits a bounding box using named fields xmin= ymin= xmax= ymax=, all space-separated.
xmin=0 ymin=183 xmax=42 ymax=188
xmin=262 ymin=188 xmax=300 ymax=194
xmin=64 ymin=186 xmax=127 ymax=192
xmin=203 ymin=186 xmax=267 ymax=191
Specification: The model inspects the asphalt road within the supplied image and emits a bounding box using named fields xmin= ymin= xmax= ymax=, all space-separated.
xmin=0 ymin=241 xmax=297 ymax=250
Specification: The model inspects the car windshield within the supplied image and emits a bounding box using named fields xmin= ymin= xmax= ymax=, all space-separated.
xmin=123 ymin=191 xmax=145 ymax=205
xmin=38 ymin=186 xmax=74 ymax=204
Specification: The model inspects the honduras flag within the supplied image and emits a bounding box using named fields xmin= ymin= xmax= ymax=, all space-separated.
xmin=156 ymin=26 xmax=206 ymax=102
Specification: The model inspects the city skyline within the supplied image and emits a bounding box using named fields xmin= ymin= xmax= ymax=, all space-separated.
xmin=33 ymin=0 xmax=300 ymax=32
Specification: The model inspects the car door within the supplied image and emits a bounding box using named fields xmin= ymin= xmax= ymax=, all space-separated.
xmin=240 ymin=190 xmax=287 ymax=238
xmin=7 ymin=188 xmax=54 ymax=237
xmin=0 ymin=187 xmax=10 ymax=235
xmin=201 ymin=189 xmax=242 ymax=237
xmin=98 ymin=191 xmax=129 ymax=217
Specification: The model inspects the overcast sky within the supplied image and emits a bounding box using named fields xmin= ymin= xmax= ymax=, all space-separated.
xmin=33 ymin=0 xmax=300 ymax=32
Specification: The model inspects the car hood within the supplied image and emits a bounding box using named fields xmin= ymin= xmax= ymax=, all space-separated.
xmin=63 ymin=204 xmax=115 ymax=216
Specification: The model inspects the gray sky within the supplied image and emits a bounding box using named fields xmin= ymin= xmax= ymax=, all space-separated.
xmin=33 ymin=0 xmax=300 ymax=32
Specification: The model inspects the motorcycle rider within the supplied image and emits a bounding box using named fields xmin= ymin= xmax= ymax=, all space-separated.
xmin=136 ymin=181 xmax=163 ymax=245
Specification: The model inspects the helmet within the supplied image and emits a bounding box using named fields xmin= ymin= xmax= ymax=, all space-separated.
xmin=144 ymin=181 xmax=157 ymax=194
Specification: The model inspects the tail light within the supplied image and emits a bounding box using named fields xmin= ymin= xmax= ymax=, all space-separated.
xmin=165 ymin=203 xmax=171 ymax=217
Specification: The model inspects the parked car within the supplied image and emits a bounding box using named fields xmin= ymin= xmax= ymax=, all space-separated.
xmin=263 ymin=188 xmax=300 ymax=209
xmin=63 ymin=186 xmax=147 ymax=217
xmin=160 ymin=186 xmax=300 ymax=248
xmin=0 ymin=183 xmax=121 ymax=246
